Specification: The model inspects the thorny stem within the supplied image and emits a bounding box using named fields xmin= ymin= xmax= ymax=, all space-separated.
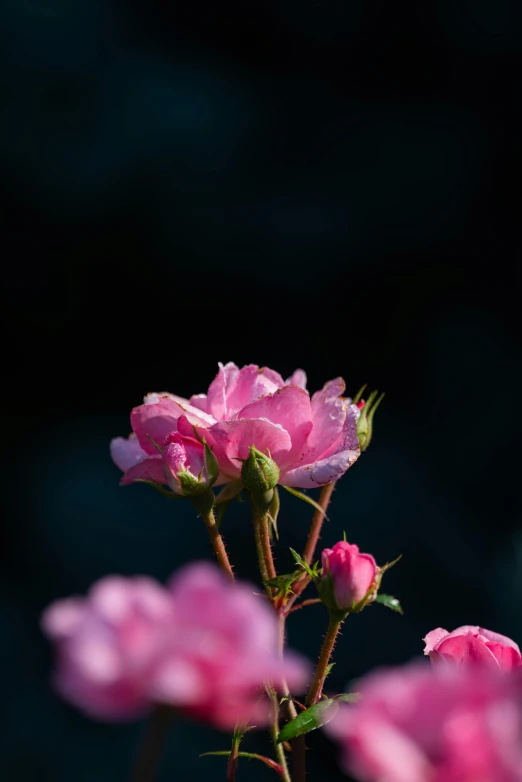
xmin=277 ymin=614 xmax=305 ymax=782
xmin=253 ymin=507 xmax=277 ymax=594
xmin=129 ymin=705 xmax=174 ymax=782
xmin=201 ymin=507 xmax=235 ymax=580
xmin=302 ymin=481 xmax=336 ymax=565
xmin=287 ymin=598 xmax=322 ymax=615
xmin=305 ymin=615 xmax=344 ymax=707
xmin=284 ymin=482 xmax=336 ymax=615
xmin=268 ymin=687 xmax=292 ymax=782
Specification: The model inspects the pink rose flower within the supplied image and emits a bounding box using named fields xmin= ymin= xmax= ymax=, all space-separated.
xmin=424 ymin=626 xmax=522 ymax=672
xmin=326 ymin=661 xmax=522 ymax=782
xmin=110 ymin=362 xmax=361 ymax=489
xmin=321 ymin=541 xmax=377 ymax=611
xmin=41 ymin=563 xmax=309 ymax=728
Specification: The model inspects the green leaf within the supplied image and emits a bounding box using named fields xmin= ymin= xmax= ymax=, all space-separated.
xmin=324 ymin=662 xmax=335 ymax=678
xmin=281 ymin=486 xmax=329 ymax=518
xmin=277 ymin=699 xmax=339 ymax=743
xmin=375 ymin=594 xmax=403 ymax=614
xmin=288 ymin=548 xmax=316 ymax=578
xmin=335 ymin=692 xmax=360 ymax=703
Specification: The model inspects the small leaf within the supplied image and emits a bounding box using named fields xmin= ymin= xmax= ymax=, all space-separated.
xmin=281 ymin=486 xmax=329 ymax=518
xmin=289 ymin=548 xmax=315 ymax=578
xmin=335 ymin=692 xmax=360 ymax=703
xmin=375 ymin=594 xmax=403 ymax=614
xmin=277 ymin=699 xmax=339 ymax=743
xmin=324 ymin=662 xmax=335 ymax=678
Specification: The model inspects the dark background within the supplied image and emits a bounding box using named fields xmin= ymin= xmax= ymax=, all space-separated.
xmin=2 ymin=0 xmax=522 ymax=780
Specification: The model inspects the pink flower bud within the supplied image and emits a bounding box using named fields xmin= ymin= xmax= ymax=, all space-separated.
xmin=162 ymin=433 xmax=218 ymax=497
xmin=320 ymin=541 xmax=377 ymax=612
xmin=424 ymin=625 xmax=522 ymax=671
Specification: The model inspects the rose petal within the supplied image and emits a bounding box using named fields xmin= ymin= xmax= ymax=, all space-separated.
xmin=131 ymin=398 xmax=215 ymax=455
xmin=208 ymin=418 xmax=293 ymax=478
xmin=206 ymin=362 xmax=240 ymax=420
xmin=236 ymin=386 xmax=313 ymax=471
xmin=120 ymin=457 xmax=166 ymax=486
xmin=224 ymin=365 xmax=283 ymax=416
xmin=110 ymin=435 xmax=149 ymax=472
xmin=285 ymin=369 xmax=307 ymax=389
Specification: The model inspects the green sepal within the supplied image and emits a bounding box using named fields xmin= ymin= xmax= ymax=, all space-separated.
xmin=352 ymin=383 xmax=367 ymax=405
xmin=374 ymin=594 xmax=403 ymax=614
xmin=146 ymin=434 xmax=163 ymax=453
xmin=335 ymin=692 xmax=360 ymax=703
xmin=203 ymin=441 xmax=219 ymax=486
xmin=133 ymin=479 xmax=182 ymax=499
xmin=215 ymin=481 xmax=244 ymax=505
xmin=268 ymin=486 xmax=280 ymax=540
xmin=281 ymin=486 xmax=329 ymax=518
xmin=277 ymin=699 xmax=339 ymax=743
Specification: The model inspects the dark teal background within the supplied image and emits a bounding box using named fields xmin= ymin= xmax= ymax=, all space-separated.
xmin=2 ymin=0 xmax=522 ymax=779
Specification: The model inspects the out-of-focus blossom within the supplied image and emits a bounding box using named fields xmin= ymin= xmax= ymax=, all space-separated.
xmin=42 ymin=563 xmax=309 ymax=728
xmin=424 ymin=626 xmax=522 ymax=672
xmin=320 ymin=541 xmax=377 ymax=612
xmin=41 ymin=576 xmax=176 ymax=721
xmin=111 ymin=362 xmax=361 ymax=489
xmin=325 ymin=661 xmax=522 ymax=782
xmin=155 ymin=563 xmax=309 ymax=728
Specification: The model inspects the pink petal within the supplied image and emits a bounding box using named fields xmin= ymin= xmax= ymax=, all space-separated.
xmin=208 ymin=418 xmax=293 ymax=478
xmin=485 ymin=643 xmax=522 ymax=671
xmin=423 ymin=628 xmax=449 ymax=654
xmin=302 ymin=379 xmax=348 ymax=463
xmin=131 ymin=397 xmax=215 ymax=455
xmin=477 ymin=627 xmax=521 ymax=653
xmin=120 ymin=457 xmax=166 ymax=486
xmin=281 ymin=444 xmax=359 ymax=488
xmin=110 ymin=435 xmax=149 ymax=472
xmin=189 ymin=394 xmax=209 ymax=413
xmin=285 ymin=369 xmax=307 ymax=389
xmin=206 ymin=362 xmax=240 ymax=420
xmin=236 ymin=386 xmax=313 ymax=471
xmin=436 ymin=635 xmax=500 ymax=667
xmin=224 ymin=365 xmax=283 ymax=416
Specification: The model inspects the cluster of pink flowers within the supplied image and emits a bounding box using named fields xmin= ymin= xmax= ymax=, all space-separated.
xmin=110 ymin=362 xmax=361 ymax=489
xmin=41 ymin=361 xmax=522 ymax=782
xmin=42 ymin=562 xmax=308 ymax=728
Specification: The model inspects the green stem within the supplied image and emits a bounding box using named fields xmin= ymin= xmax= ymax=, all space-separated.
xmin=277 ymin=613 xmax=304 ymax=782
xmin=305 ymin=616 xmax=344 ymax=707
xmin=268 ymin=687 xmax=292 ymax=782
xmin=200 ymin=506 xmax=235 ymax=580
xmin=130 ymin=706 xmax=174 ymax=782
xmin=253 ymin=507 xmax=276 ymax=592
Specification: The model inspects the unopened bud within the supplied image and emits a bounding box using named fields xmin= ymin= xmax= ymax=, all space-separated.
xmin=241 ymin=446 xmax=280 ymax=511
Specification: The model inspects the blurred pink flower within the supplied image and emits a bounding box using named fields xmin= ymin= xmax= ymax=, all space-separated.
xmin=321 ymin=541 xmax=377 ymax=611
xmin=41 ymin=576 xmax=175 ymax=721
xmin=111 ymin=362 xmax=360 ymax=489
xmin=326 ymin=661 xmax=522 ymax=782
xmin=424 ymin=626 xmax=522 ymax=672
xmin=42 ymin=563 xmax=309 ymax=728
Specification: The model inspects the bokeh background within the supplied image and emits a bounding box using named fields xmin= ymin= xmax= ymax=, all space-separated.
xmin=2 ymin=0 xmax=522 ymax=779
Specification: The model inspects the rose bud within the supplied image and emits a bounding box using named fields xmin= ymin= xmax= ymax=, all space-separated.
xmin=163 ymin=433 xmax=219 ymax=498
xmin=240 ymin=445 xmax=280 ymax=511
xmin=319 ymin=541 xmax=378 ymax=615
